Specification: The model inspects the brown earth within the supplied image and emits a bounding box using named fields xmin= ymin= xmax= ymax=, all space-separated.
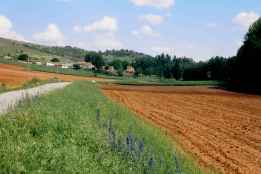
xmin=102 ymin=85 xmax=261 ymax=174
xmin=0 ymin=64 xmax=107 ymax=87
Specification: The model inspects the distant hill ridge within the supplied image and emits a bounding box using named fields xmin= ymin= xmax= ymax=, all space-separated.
xmin=0 ymin=37 xmax=151 ymax=63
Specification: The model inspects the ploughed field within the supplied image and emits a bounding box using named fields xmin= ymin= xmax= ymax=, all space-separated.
xmin=102 ymin=85 xmax=261 ymax=174
xmin=0 ymin=64 xmax=105 ymax=87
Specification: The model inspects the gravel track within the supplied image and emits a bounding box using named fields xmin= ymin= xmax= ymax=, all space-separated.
xmin=0 ymin=82 xmax=71 ymax=115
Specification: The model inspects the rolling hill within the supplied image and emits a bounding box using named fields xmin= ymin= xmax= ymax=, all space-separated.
xmin=0 ymin=37 xmax=151 ymax=63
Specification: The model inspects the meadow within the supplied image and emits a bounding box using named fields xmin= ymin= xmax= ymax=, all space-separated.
xmin=0 ymin=81 xmax=202 ymax=174
xmin=25 ymin=63 xmax=221 ymax=87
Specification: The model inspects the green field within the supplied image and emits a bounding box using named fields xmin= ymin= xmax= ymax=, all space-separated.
xmin=112 ymin=77 xmax=222 ymax=86
xmin=0 ymin=81 xmax=202 ymax=174
xmin=26 ymin=64 xmax=95 ymax=77
xmin=23 ymin=63 xmax=222 ymax=87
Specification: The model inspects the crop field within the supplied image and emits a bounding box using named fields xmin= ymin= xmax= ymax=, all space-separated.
xmin=102 ymin=85 xmax=261 ymax=174
xmin=0 ymin=64 xmax=106 ymax=87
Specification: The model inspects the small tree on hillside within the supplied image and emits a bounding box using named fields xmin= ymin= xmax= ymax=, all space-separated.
xmin=51 ymin=58 xmax=60 ymax=62
xmin=17 ymin=54 xmax=29 ymax=62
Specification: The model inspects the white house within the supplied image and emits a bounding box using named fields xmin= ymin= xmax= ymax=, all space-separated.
xmin=46 ymin=62 xmax=55 ymax=67
xmin=35 ymin=61 xmax=42 ymax=65
xmin=62 ymin=63 xmax=72 ymax=69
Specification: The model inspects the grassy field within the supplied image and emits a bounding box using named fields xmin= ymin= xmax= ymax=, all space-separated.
xmin=112 ymin=77 xmax=222 ymax=86
xmin=25 ymin=64 xmax=222 ymax=86
xmin=26 ymin=64 xmax=95 ymax=77
xmin=0 ymin=81 xmax=202 ymax=174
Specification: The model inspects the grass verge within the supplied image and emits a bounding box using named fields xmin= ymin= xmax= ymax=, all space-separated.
xmin=0 ymin=77 xmax=61 ymax=94
xmin=0 ymin=81 xmax=202 ymax=174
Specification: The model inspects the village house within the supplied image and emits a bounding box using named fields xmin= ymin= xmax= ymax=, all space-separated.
xmin=107 ymin=66 xmax=116 ymax=73
xmin=46 ymin=62 xmax=55 ymax=67
xmin=124 ymin=65 xmax=135 ymax=76
xmin=103 ymin=66 xmax=117 ymax=75
xmin=35 ymin=61 xmax=42 ymax=65
xmin=61 ymin=63 xmax=72 ymax=69
xmin=78 ymin=61 xmax=96 ymax=70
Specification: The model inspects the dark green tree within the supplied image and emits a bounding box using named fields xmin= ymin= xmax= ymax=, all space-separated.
xmin=17 ymin=54 xmax=29 ymax=62
xmin=51 ymin=58 xmax=60 ymax=62
xmin=85 ymin=52 xmax=105 ymax=70
xmin=73 ymin=64 xmax=81 ymax=70
xmin=233 ymin=17 xmax=261 ymax=89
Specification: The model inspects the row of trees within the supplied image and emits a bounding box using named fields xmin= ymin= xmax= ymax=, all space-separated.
xmin=132 ymin=54 xmax=233 ymax=81
xmin=131 ymin=17 xmax=261 ymax=91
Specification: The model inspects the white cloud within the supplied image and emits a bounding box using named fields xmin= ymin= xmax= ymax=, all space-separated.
xmin=73 ymin=33 xmax=123 ymax=51
xmin=0 ymin=15 xmax=12 ymax=32
xmin=92 ymin=34 xmax=123 ymax=50
xmin=84 ymin=16 xmax=118 ymax=33
xmin=150 ymin=46 xmax=175 ymax=55
xmin=132 ymin=25 xmax=160 ymax=37
xmin=73 ymin=25 xmax=82 ymax=32
xmin=0 ymin=15 xmax=25 ymax=41
xmin=33 ymin=24 xmax=65 ymax=46
xmin=233 ymin=11 xmax=259 ymax=29
xmin=130 ymin=0 xmax=175 ymax=9
xmin=140 ymin=14 xmax=164 ymax=25
xmin=207 ymin=23 xmax=217 ymax=28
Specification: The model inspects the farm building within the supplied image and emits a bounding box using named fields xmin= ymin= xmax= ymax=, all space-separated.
xmin=78 ymin=61 xmax=96 ymax=70
xmin=35 ymin=61 xmax=42 ymax=65
xmin=46 ymin=62 xmax=55 ymax=67
xmin=124 ymin=65 xmax=135 ymax=76
xmin=61 ymin=63 xmax=72 ymax=69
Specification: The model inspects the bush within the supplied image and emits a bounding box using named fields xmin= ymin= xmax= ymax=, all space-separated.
xmin=50 ymin=58 xmax=60 ymax=62
xmin=73 ymin=64 xmax=81 ymax=70
xmin=17 ymin=54 xmax=29 ymax=61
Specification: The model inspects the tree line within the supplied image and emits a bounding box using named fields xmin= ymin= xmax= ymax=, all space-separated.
xmin=130 ymin=17 xmax=261 ymax=91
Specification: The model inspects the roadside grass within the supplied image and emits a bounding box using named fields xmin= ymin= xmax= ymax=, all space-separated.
xmin=21 ymin=77 xmax=62 ymax=89
xmin=0 ymin=81 xmax=203 ymax=174
xmin=0 ymin=77 xmax=62 ymax=94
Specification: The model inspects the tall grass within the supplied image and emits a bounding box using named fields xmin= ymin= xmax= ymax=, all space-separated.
xmin=0 ymin=81 xmax=203 ymax=173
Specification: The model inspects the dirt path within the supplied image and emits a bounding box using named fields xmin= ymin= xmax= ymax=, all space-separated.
xmin=102 ymin=85 xmax=261 ymax=174
xmin=0 ymin=82 xmax=71 ymax=115
xmin=0 ymin=64 xmax=107 ymax=87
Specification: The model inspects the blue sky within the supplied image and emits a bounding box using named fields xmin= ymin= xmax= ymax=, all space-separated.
xmin=0 ymin=0 xmax=260 ymax=60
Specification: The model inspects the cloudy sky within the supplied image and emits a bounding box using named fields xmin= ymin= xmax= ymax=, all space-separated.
xmin=0 ymin=0 xmax=260 ymax=60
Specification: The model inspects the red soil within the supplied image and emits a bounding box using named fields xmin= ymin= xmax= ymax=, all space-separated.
xmin=102 ymin=85 xmax=261 ymax=174
xmin=0 ymin=64 xmax=106 ymax=87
